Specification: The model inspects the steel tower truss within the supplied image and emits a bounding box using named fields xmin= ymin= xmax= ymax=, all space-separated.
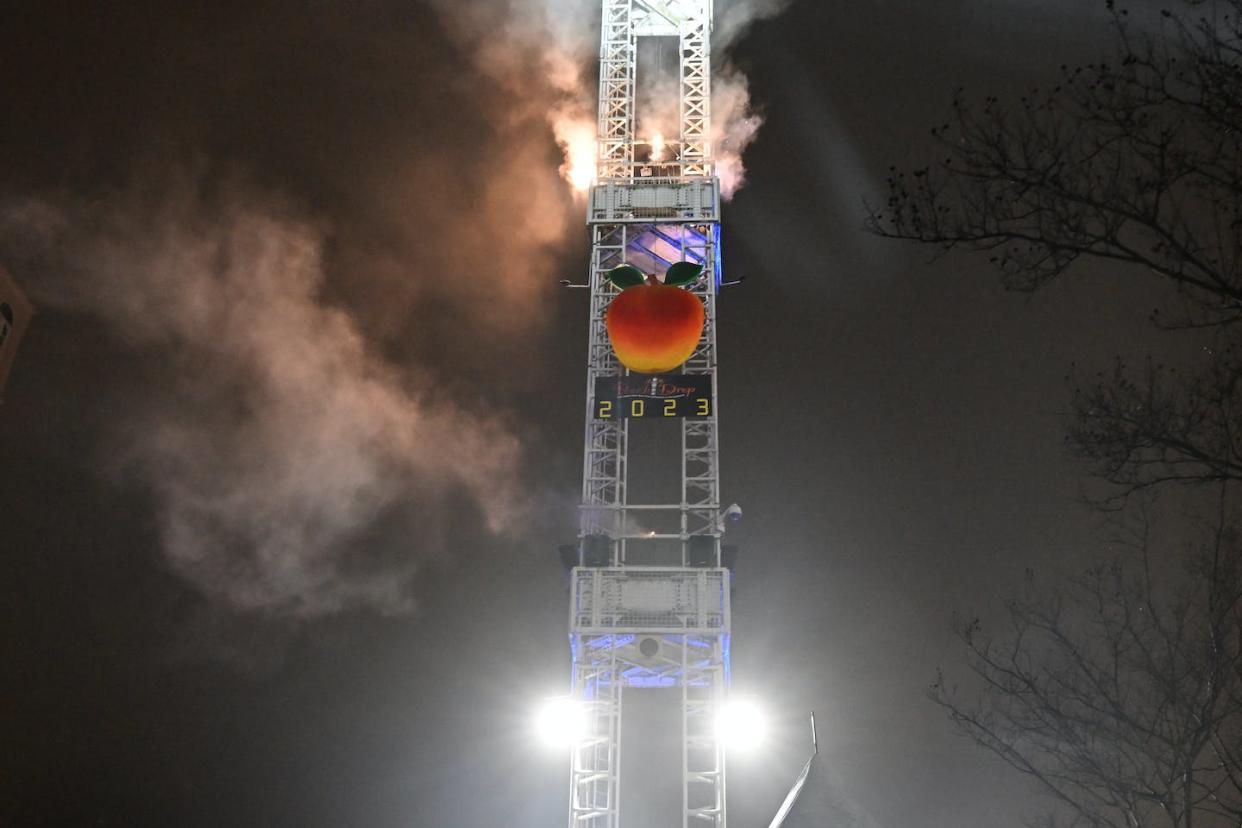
xmin=570 ymin=3 xmax=729 ymax=827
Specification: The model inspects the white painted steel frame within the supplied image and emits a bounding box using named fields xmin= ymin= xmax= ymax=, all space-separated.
xmin=597 ymin=1 xmax=635 ymax=181
xmin=571 ymin=2 xmax=727 ymax=827
xmin=568 ymin=570 xmax=729 ymax=828
xmin=678 ymin=4 xmax=711 ymax=177
xmin=578 ymin=222 xmax=720 ymax=563
xmin=596 ymin=1 xmax=713 ymax=181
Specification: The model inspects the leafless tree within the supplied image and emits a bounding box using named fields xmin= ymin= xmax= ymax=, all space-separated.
xmin=868 ymin=3 xmax=1242 ymax=823
xmin=866 ymin=1 xmax=1242 ymax=502
xmin=931 ymin=506 xmax=1242 ymax=828
xmin=868 ymin=1 xmax=1242 ymax=326
xmin=1067 ymin=347 xmax=1242 ymax=501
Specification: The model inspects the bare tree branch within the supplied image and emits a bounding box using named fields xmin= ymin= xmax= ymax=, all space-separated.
xmin=931 ymin=517 xmax=1242 ymax=827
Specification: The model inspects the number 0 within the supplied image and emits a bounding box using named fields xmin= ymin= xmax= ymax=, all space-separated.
xmin=631 ymin=399 xmax=645 ymax=417
xmin=696 ymin=398 xmax=711 ymax=416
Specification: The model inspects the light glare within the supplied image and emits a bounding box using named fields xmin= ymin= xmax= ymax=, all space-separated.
xmin=535 ymin=697 xmax=589 ymax=747
xmin=557 ymin=121 xmax=597 ymax=193
xmin=650 ymin=132 xmax=666 ymax=162
xmin=715 ymin=699 xmax=766 ymax=750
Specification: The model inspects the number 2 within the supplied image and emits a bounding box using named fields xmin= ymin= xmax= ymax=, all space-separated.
xmin=663 ymin=399 xmax=677 ymax=417
xmin=599 ymin=400 xmax=612 ymax=419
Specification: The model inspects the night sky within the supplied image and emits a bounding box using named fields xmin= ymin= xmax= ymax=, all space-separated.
xmin=0 ymin=1 xmax=1185 ymax=826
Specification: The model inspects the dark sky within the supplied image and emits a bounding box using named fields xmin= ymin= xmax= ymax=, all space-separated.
xmin=0 ymin=1 xmax=1186 ymax=827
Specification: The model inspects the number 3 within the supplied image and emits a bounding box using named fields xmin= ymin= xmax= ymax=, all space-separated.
xmin=696 ymin=398 xmax=710 ymax=416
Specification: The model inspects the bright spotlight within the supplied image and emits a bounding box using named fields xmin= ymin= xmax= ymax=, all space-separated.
xmin=715 ymin=699 xmax=766 ymax=751
xmin=535 ymin=697 xmax=589 ymax=748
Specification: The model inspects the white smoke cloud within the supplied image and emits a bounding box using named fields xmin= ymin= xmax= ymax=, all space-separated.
xmin=636 ymin=40 xmax=682 ymax=155
xmin=1 ymin=181 xmax=524 ymax=620
xmin=432 ymin=0 xmax=788 ymax=197
xmin=0 ymin=0 xmax=789 ymax=625
xmin=429 ymin=0 xmax=599 ymax=191
xmin=715 ymin=0 xmax=791 ymax=49
xmin=713 ymin=0 xmax=791 ymax=196
xmin=712 ymin=66 xmax=765 ymax=197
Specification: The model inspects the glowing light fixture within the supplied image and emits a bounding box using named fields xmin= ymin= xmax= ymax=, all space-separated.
xmin=715 ymin=699 xmax=766 ymax=751
xmin=535 ymin=697 xmax=589 ymax=748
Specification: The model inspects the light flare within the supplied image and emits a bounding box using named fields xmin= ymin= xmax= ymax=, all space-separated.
xmin=555 ymin=116 xmax=597 ymax=193
xmin=535 ymin=697 xmax=589 ymax=747
xmin=715 ymin=699 xmax=767 ymax=751
xmin=650 ymin=132 xmax=666 ymax=163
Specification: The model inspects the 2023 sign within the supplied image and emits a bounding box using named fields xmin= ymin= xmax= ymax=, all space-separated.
xmin=594 ymin=375 xmax=713 ymax=419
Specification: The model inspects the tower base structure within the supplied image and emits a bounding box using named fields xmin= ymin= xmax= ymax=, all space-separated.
xmin=569 ymin=567 xmax=730 ymax=827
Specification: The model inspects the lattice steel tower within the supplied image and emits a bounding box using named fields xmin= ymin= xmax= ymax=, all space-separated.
xmin=565 ymin=2 xmax=732 ymax=826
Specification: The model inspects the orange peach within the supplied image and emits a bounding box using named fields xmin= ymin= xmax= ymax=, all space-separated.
xmin=606 ymin=280 xmax=705 ymax=374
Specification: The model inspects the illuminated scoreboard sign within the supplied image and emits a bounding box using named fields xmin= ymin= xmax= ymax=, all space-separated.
xmin=594 ymin=374 xmax=713 ymax=419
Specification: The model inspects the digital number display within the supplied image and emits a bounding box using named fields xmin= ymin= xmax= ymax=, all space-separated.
xmin=594 ymin=375 xmax=713 ymax=419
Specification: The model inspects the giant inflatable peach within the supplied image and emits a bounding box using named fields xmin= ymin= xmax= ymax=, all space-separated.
xmin=604 ymin=262 xmax=705 ymax=374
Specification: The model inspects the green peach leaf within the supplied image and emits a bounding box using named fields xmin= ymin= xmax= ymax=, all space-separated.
xmin=605 ymin=265 xmax=646 ymax=288
xmin=663 ymin=261 xmax=704 ymax=286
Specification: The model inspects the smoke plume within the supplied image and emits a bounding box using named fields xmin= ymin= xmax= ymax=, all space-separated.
xmin=0 ymin=0 xmax=787 ymax=623
xmin=2 ymin=181 xmax=524 ymax=619
xmin=714 ymin=0 xmax=790 ymax=195
xmin=431 ymin=0 xmax=787 ymax=196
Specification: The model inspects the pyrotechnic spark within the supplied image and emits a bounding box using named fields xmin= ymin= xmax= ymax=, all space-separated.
xmin=650 ymin=133 xmax=666 ymax=163
xmin=557 ymin=116 xmax=597 ymax=192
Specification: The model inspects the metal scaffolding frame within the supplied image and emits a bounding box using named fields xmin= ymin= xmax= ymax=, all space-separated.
xmin=568 ymin=570 xmax=729 ymax=827
xmin=569 ymin=3 xmax=729 ymax=827
xmin=597 ymin=0 xmax=713 ymax=181
xmin=597 ymin=0 xmax=635 ymax=181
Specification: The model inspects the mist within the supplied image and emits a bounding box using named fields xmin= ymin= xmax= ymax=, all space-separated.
xmin=431 ymin=0 xmax=787 ymax=195
xmin=2 ymin=178 xmax=528 ymax=618
xmin=0 ymin=0 xmax=786 ymax=622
